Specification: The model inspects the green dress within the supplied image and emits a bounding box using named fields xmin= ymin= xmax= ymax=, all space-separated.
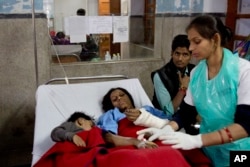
xmin=189 ymin=48 xmax=250 ymax=167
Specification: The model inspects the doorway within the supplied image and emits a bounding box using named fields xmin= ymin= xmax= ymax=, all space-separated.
xmin=98 ymin=0 xmax=121 ymax=58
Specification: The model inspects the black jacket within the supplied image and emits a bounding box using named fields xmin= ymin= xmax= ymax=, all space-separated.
xmin=151 ymin=59 xmax=198 ymax=134
xmin=151 ymin=59 xmax=195 ymax=110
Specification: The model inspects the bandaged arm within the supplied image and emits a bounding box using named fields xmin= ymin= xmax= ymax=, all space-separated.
xmin=133 ymin=108 xmax=169 ymax=128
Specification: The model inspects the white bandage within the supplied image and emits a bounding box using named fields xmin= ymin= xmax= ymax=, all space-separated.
xmin=133 ymin=108 xmax=169 ymax=128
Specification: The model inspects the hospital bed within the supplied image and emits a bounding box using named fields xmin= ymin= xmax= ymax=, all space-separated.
xmin=31 ymin=75 xmax=210 ymax=167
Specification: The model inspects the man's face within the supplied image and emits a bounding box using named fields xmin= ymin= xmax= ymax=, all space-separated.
xmin=172 ymin=47 xmax=191 ymax=69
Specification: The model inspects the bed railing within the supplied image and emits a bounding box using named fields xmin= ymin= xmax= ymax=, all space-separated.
xmin=45 ymin=75 xmax=129 ymax=85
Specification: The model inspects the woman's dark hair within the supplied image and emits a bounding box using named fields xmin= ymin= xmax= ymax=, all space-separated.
xmin=171 ymin=34 xmax=190 ymax=51
xmin=102 ymin=87 xmax=135 ymax=112
xmin=67 ymin=111 xmax=94 ymax=122
xmin=77 ymin=8 xmax=86 ymax=16
xmin=186 ymin=15 xmax=233 ymax=47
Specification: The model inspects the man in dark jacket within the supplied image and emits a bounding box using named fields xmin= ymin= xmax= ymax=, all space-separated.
xmin=151 ymin=34 xmax=198 ymax=134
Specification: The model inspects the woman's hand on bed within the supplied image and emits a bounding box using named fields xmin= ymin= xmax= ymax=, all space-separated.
xmin=73 ymin=134 xmax=86 ymax=147
xmin=124 ymin=109 xmax=141 ymax=121
xmin=135 ymin=139 xmax=158 ymax=149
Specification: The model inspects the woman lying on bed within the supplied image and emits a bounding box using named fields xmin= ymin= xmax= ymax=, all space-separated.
xmin=97 ymin=87 xmax=213 ymax=167
xmin=97 ymin=87 xmax=172 ymax=134
xmin=50 ymin=87 xmax=170 ymax=148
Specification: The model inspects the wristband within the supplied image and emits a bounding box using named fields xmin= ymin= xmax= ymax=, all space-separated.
xmin=218 ymin=130 xmax=224 ymax=144
xmin=224 ymin=127 xmax=233 ymax=142
xmin=179 ymin=87 xmax=187 ymax=95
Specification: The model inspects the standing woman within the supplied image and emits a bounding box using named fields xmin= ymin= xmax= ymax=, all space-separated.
xmin=137 ymin=15 xmax=250 ymax=167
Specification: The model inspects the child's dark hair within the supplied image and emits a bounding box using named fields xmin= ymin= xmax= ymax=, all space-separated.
xmin=102 ymin=87 xmax=135 ymax=112
xmin=67 ymin=111 xmax=94 ymax=122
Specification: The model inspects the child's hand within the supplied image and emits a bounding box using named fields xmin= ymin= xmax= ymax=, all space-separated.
xmin=73 ymin=134 xmax=86 ymax=147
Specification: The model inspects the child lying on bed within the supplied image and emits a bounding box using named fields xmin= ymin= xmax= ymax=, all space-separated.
xmin=51 ymin=111 xmax=157 ymax=149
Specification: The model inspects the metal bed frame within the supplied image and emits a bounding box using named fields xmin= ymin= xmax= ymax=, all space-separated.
xmin=45 ymin=75 xmax=129 ymax=85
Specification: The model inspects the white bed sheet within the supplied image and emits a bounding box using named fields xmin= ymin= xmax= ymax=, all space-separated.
xmin=31 ymin=78 xmax=153 ymax=166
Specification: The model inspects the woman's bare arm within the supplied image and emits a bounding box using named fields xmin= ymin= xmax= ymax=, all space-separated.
xmin=104 ymin=132 xmax=158 ymax=148
xmin=202 ymin=123 xmax=248 ymax=146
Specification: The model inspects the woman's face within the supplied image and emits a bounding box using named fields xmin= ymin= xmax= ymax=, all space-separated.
xmin=187 ymin=27 xmax=215 ymax=61
xmin=110 ymin=89 xmax=133 ymax=112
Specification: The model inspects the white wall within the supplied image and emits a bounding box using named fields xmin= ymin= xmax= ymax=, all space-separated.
xmin=54 ymin=0 xmax=88 ymax=31
xmin=121 ymin=0 xmax=128 ymax=15
xmin=88 ymin=0 xmax=98 ymax=16
xmin=203 ymin=0 xmax=227 ymax=13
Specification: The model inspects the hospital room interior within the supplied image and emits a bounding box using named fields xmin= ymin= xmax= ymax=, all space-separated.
xmin=0 ymin=0 xmax=250 ymax=166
